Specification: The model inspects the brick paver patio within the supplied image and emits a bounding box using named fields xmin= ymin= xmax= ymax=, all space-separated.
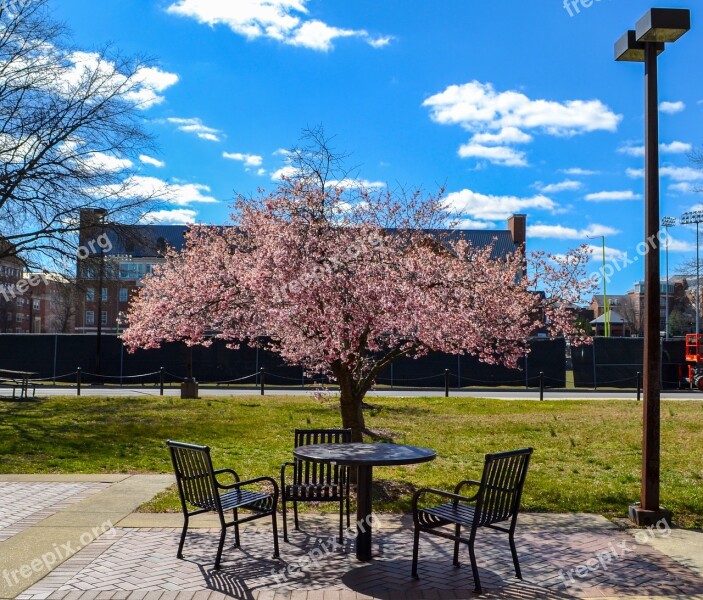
xmin=0 ymin=483 xmax=110 ymax=542
xmin=14 ymin=513 xmax=703 ymax=600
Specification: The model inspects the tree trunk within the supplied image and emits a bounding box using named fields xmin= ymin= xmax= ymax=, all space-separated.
xmin=337 ymin=368 xmax=366 ymax=442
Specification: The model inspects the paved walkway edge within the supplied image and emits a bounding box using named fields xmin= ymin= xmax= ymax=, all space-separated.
xmin=0 ymin=475 xmax=173 ymax=600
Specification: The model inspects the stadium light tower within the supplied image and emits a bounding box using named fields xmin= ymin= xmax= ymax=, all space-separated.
xmin=661 ymin=216 xmax=676 ymax=339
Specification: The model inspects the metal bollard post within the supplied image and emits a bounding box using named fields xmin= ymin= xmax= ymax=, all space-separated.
xmin=636 ymin=371 xmax=642 ymax=402
xmin=260 ymin=367 xmax=265 ymax=396
xmin=539 ymin=372 xmax=544 ymax=401
xmin=160 ymin=367 xmax=165 ymax=396
xmin=77 ymin=367 xmax=82 ymax=396
xmin=444 ymin=369 xmax=449 ymax=398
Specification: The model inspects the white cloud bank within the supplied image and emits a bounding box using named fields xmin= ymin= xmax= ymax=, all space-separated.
xmin=585 ymin=190 xmax=642 ymax=202
xmin=166 ymin=0 xmax=391 ymax=52
xmin=139 ymin=155 xmax=166 ymax=168
xmin=536 ymin=180 xmax=582 ymax=194
xmin=223 ymin=152 xmax=264 ymax=169
xmin=618 ymin=141 xmax=692 ymax=157
xmin=423 ymin=81 xmax=621 ymax=167
xmin=142 ymin=209 xmax=198 ymax=225
xmin=660 ymin=101 xmax=685 ymax=114
xmin=167 ymin=117 xmax=222 ymax=142
xmin=443 ymin=189 xmax=557 ymax=222
xmin=528 ymin=223 xmax=619 ymax=240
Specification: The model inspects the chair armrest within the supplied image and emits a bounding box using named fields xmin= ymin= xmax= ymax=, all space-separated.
xmin=280 ymin=461 xmax=296 ymax=487
xmin=218 ymin=475 xmax=279 ymax=499
xmin=213 ymin=468 xmax=240 ymax=486
xmin=454 ymin=479 xmax=481 ymax=500
xmin=412 ymin=487 xmax=476 ymax=516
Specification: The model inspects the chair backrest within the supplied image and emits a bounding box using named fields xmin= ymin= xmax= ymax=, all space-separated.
xmin=167 ymin=440 xmax=220 ymax=511
xmin=293 ymin=428 xmax=352 ymax=487
xmin=473 ymin=447 xmax=533 ymax=528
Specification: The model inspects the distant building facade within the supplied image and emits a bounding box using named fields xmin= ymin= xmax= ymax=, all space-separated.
xmin=74 ymin=210 xmax=530 ymax=334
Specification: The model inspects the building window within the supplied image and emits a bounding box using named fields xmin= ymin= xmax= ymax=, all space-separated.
xmin=101 ymin=311 xmax=108 ymax=325
xmin=16 ymin=298 xmax=23 ymax=306
xmin=86 ymin=288 xmax=95 ymax=301
xmin=85 ymin=311 xmax=94 ymax=325
xmin=101 ymin=287 xmax=108 ymax=302
xmin=7 ymin=312 xmax=12 ymax=321
xmin=16 ymin=313 xmax=22 ymax=322
xmin=33 ymin=299 xmax=40 ymax=310
xmin=119 ymin=288 xmax=128 ymax=302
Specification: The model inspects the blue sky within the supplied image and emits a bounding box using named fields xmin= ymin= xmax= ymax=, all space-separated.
xmin=52 ymin=0 xmax=703 ymax=294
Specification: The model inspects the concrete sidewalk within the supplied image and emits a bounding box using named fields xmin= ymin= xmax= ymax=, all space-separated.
xmin=1 ymin=475 xmax=703 ymax=599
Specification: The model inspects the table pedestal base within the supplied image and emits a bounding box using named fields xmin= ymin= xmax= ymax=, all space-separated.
xmin=356 ymin=465 xmax=373 ymax=561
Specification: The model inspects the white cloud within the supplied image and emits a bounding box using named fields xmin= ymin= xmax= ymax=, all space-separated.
xmin=271 ymin=165 xmax=301 ymax=181
xmin=662 ymin=166 xmax=703 ymax=182
xmin=669 ymin=182 xmax=697 ymax=194
xmin=585 ymin=244 xmax=626 ymax=263
xmin=327 ymin=178 xmax=386 ymax=190
xmin=139 ymin=155 xmax=165 ymax=168
xmin=257 ymin=168 xmax=267 ymax=176
xmin=561 ymin=167 xmax=600 ymax=176
xmin=626 ymin=168 xmax=645 ymax=179
xmin=167 ymin=117 xmax=222 ymax=142
xmin=443 ymin=189 xmax=557 ymax=221
xmin=64 ymin=53 xmax=179 ymax=109
xmin=661 ymin=141 xmax=692 ymax=154
xmin=457 ymin=143 xmax=527 ymax=167
xmin=631 ymin=166 xmax=703 ymax=182
xmin=424 ymin=81 xmax=620 ymax=167
xmin=470 ymin=127 xmax=532 ymax=145
xmin=660 ymin=101 xmax=685 ymax=114
xmin=665 ymin=237 xmax=695 ymax=252
xmin=142 ymin=209 xmax=198 ymax=225
xmin=528 ymin=223 xmax=619 ymax=240
xmin=424 ymin=81 xmax=621 ymax=136
xmin=536 ymin=180 xmax=582 ymax=194
xmin=618 ymin=141 xmax=692 ymax=156
xmin=454 ymin=218 xmax=495 ymax=230
xmin=100 ymin=175 xmax=219 ymax=206
xmin=223 ymin=151 xmax=264 ymax=168
xmin=83 ymin=152 xmax=133 ymax=172
xmin=585 ymin=190 xmax=641 ymax=202
xmin=165 ymin=0 xmax=390 ymax=51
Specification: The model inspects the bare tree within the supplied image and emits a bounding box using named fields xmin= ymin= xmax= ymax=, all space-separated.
xmin=0 ymin=0 xmax=164 ymax=269
xmin=619 ymin=295 xmax=643 ymax=336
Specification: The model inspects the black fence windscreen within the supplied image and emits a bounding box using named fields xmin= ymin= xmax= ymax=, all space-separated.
xmin=0 ymin=334 xmax=566 ymax=388
xmin=571 ymin=337 xmax=685 ymax=389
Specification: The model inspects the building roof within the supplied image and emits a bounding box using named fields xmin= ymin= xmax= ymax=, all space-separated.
xmin=590 ymin=310 xmax=627 ymax=325
xmin=104 ymin=225 xmax=189 ymax=258
xmin=103 ymin=225 xmax=520 ymax=260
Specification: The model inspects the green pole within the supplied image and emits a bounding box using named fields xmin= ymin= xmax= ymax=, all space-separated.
xmin=602 ymin=237 xmax=610 ymax=337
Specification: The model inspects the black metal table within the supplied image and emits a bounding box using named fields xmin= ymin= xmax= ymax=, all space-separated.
xmin=0 ymin=369 xmax=37 ymax=399
xmin=293 ymin=442 xmax=436 ymax=561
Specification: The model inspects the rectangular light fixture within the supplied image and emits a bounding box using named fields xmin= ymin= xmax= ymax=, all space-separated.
xmin=615 ymin=30 xmax=664 ymax=62
xmin=636 ymin=8 xmax=691 ymax=43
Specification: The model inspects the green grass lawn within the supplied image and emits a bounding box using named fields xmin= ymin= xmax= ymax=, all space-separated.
xmin=1 ymin=394 xmax=702 ymax=527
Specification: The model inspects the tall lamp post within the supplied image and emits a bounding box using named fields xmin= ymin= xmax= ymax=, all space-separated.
xmin=680 ymin=210 xmax=703 ymax=335
xmin=661 ymin=217 xmax=676 ymax=339
xmin=588 ymin=235 xmax=610 ymax=337
xmin=615 ymin=7 xmax=690 ymax=527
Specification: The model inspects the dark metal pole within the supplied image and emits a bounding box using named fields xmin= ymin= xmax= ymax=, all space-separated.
xmin=641 ymin=41 xmax=662 ymax=514
xmin=260 ymin=367 xmax=265 ymax=396
xmin=77 ymin=367 xmax=82 ymax=396
xmin=444 ymin=369 xmax=449 ymax=397
xmin=539 ymin=372 xmax=544 ymax=401
xmin=637 ymin=371 xmax=642 ymax=402
xmin=160 ymin=367 xmax=165 ymax=396
xmin=95 ymin=244 xmax=104 ymax=377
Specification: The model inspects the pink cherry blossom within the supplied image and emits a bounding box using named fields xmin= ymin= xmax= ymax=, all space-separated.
xmin=122 ymin=183 xmax=594 ymax=440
